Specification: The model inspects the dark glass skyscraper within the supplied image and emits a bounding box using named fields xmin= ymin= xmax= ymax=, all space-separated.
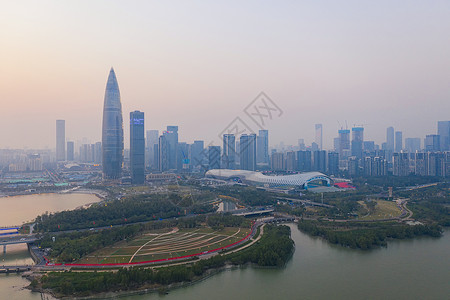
xmin=164 ymin=126 xmax=178 ymax=170
xmin=240 ymin=134 xmax=256 ymax=171
xmin=130 ymin=111 xmax=145 ymax=184
xmin=190 ymin=140 xmax=205 ymax=171
xmin=102 ymin=68 xmax=124 ymax=179
xmin=222 ymin=134 xmax=236 ymax=169
xmin=158 ymin=135 xmax=169 ymax=171
xmin=351 ymin=127 xmax=364 ymax=159
xmin=256 ymin=130 xmax=269 ymax=164
xmin=395 ymin=131 xmax=403 ymax=152
xmin=66 ymin=141 xmax=74 ymax=161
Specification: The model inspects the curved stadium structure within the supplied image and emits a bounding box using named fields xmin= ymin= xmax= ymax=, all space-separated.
xmin=205 ymin=169 xmax=332 ymax=190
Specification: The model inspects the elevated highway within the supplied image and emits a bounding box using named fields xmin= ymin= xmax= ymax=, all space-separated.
xmin=0 ymin=234 xmax=39 ymax=253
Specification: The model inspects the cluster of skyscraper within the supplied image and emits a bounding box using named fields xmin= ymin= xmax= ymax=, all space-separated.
xmin=53 ymin=69 xmax=450 ymax=183
xmin=145 ymin=130 xmax=269 ymax=174
xmin=331 ymin=122 xmax=450 ymax=177
xmin=56 ymin=120 xmax=101 ymax=164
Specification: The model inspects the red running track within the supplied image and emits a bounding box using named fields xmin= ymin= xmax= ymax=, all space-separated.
xmin=44 ymin=222 xmax=256 ymax=267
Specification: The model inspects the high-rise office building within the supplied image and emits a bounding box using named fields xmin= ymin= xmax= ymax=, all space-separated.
xmin=240 ymin=134 xmax=256 ymax=171
xmin=393 ymin=152 xmax=409 ymax=176
xmin=333 ymin=138 xmax=340 ymax=152
xmin=271 ymin=152 xmax=285 ymax=171
xmin=405 ymin=138 xmax=421 ymax=153
xmin=130 ymin=111 xmax=145 ymax=184
xmin=158 ymin=135 xmax=169 ymax=172
xmin=425 ymin=134 xmax=441 ymax=152
xmin=438 ymin=121 xmax=450 ymax=151
xmin=56 ymin=120 xmax=65 ymax=161
xmin=190 ymin=140 xmax=205 ymax=170
xmin=286 ymin=151 xmax=296 ymax=171
xmin=66 ymin=141 xmax=74 ymax=161
xmin=80 ymin=144 xmax=94 ymax=163
xmin=327 ymin=152 xmax=339 ymax=175
xmin=102 ymin=68 xmax=124 ymax=179
xmin=222 ymin=134 xmax=236 ymax=169
xmin=146 ymin=130 xmax=159 ymax=170
xmin=313 ymin=150 xmax=327 ymax=172
xmin=94 ymin=142 xmax=102 ymax=164
xmin=386 ymin=127 xmax=395 ymax=151
xmin=177 ymin=142 xmax=190 ymax=171
xmin=364 ymin=156 xmax=387 ymax=176
xmin=315 ymin=124 xmax=323 ymax=150
xmin=208 ymin=146 xmax=221 ymax=169
xmin=257 ymin=130 xmax=269 ymax=164
xmin=363 ymin=141 xmax=375 ymax=153
xmin=395 ymin=131 xmax=403 ymax=152
xmin=414 ymin=152 xmax=427 ymax=176
xmin=297 ymin=150 xmax=312 ymax=171
xmin=351 ymin=127 xmax=364 ymax=159
xmin=163 ymin=126 xmax=178 ymax=170
xmin=348 ymin=156 xmax=359 ymax=176
xmin=338 ymin=129 xmax=350 ymax=159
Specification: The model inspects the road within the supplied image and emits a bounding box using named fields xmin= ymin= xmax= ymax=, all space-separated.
xmin=277 ymin=197 xmax=334 ymax=208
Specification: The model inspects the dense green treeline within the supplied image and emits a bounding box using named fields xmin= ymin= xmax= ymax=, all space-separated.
xmin=274 ymin=204 xmax=305 ymax=216
xmin=228 ymin=224 xmax=294 ymax=267
xmin=399 ymin=183 xmax=450 ymax=226
xmin=34 ymin=194 xmax=215 ymax=232
xmin=213 ymin=186 xmax=277 ymax=206
xmin=353 ymin=176 xmax=444 ymax=189
xmin=206 ymin=214 xmax=251 ymax=230
xmin=36 ymin=225 xmax=294 ymax=297
xmin=410 ymin=202 xmax=450 ymax=226
xmin=297 ymin=220 xmax=442 ymax=250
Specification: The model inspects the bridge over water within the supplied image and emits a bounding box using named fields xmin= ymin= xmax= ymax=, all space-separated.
xmin=0 ymin=265 xmax=33 ymax=273
xmin=232 ymin=208 xmax=274 ymax=217
xmin=0 ymin=235 xmax=39 ymax=253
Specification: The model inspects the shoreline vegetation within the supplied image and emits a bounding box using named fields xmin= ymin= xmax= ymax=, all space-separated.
xmin=297 ymin=219 xmax=442 ymax=250
xmin=30 ymin=225 xmax=294 ymax=298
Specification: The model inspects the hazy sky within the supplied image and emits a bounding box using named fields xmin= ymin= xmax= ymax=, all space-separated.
xmin=1 ymin=1 xmax=449 ymax=150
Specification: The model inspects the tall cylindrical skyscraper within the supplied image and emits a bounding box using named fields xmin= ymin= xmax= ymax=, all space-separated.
xmin=102 ymin=68 xmax=124 ymax=179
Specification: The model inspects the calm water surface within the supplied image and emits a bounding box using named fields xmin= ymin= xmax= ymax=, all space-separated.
xmin=1 ymin=193 xmax=449 ymax=300
xmin=0 ymin=193 xmax=100 ymax=227
xmin=123 ymin=225 xmax=450 ymax=300
xmin=0 ymin=193 xmax=100 ymax=300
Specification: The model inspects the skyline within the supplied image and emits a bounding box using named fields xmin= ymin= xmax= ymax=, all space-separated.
xmin=1 ymin=1 xmax=450 ymax=149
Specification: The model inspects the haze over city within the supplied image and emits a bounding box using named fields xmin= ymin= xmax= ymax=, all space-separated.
xmin=1 ymin=0 xmax=450 ymax=149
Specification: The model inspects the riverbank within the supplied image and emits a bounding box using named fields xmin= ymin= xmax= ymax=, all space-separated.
xmin=0 ymin=187 xmax=106 ymax=201
xmin=297 ymin=219 xmax=443 ymax=249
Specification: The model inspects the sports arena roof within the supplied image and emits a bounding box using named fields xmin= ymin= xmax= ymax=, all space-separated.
xmin=205 ymin=169 xmax=332 ymax=189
